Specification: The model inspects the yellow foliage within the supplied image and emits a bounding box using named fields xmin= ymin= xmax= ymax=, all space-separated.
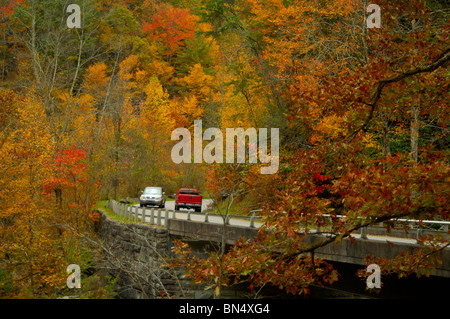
xmin=310 ymin=114 xmax=346 ymax=144
xmin=140 ymin=75 xmax=176 ymax=136
xmin=83 ymin=62 xmax=110 ymax=91
xmin=361 ymin=132 xmax=382 ymax=150
xmin=176 ymin=63 xmax=214 ymax=103
xmin=170 ymin=95 xmax=204 ymax=128
xmin=0 ymin=92 xmax=64 ymax=295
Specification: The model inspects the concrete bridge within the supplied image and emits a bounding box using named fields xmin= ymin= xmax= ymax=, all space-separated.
xmin=104 ymin=199 xmax=450 ymax=279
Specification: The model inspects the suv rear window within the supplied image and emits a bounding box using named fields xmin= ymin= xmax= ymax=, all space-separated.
xmin=179 ymin=190 xmax=199 ymax=195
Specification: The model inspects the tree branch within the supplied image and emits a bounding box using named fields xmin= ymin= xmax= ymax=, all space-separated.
xmin=351 ymin=48 xmax=450 ymax=140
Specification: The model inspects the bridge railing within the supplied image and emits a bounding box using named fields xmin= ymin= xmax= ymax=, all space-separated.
xmin=315 ymin=213 xmax=450 ymax=240
xmin=105 ymin=200 xmax=262 ymax=228
xmin=105 ymin=200 xmax=449 ymax=240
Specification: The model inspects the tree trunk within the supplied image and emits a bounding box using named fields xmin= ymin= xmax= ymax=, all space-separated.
xmin=54 ymin=187 xmax=62 ymax=209
xmin=410 ymin=103 xmax=420 ymax=202
xmin=410 ymin=104 xmax=419 ymax=164
xmin=382 ymin=114 xmax=391 ymax=157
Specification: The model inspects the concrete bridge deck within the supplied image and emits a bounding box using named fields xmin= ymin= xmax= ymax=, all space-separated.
xmin=105 ymin=200 xmax=450 ymax=278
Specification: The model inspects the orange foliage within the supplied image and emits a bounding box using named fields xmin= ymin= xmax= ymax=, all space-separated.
xmin=142 ymin=4 xmax=199 ymax=56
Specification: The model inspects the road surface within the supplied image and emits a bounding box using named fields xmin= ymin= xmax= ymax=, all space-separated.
xmin=131 ymin=199 xmax=263 ymax=228
xmin=164 ymin=199 xmax=213 ymax=212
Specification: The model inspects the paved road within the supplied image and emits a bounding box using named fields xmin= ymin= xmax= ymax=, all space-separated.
xmin=135 ymin=199 xmax=213 ymax=214
xmin=164 ymin=199 xmax=213 ymax=212
xmin=132 ymin=199 xmax=263 ymax=228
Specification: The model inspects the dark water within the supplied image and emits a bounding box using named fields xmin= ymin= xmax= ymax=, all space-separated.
xmin=307 ymin=261 xmax=450 ymax=299
xmin=245 ymin=261 xmax=450 ymax=299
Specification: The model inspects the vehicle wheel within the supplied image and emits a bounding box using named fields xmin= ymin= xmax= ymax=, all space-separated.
xmin=195 ymin=207 xmax=201 ymax=213
xmin=140 ymin=204 xmax=143 ymax=207
xmin=175 ymin=205 xmax=179 ymax=211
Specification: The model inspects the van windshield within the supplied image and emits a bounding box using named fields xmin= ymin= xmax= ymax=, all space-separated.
xmin=144 ymin=188 xmax=162 ymax=195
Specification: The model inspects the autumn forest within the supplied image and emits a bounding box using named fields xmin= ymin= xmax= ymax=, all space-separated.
xmin=0 ymin=0 xmax=449 ymax=298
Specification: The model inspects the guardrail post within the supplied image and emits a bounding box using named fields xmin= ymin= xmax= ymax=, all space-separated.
xmin=360 ymin=226 xmax=367 ymax=239
xmin=134 ymin=206 xmax=138 ymax=222
xmin=250 ymin=212 xmax=255 ymax=228
xmin=127 ymin=205 xmax=132 ymax=220
xmin=164 ymin=210 xmax=168 ymax=227
xmin=417 ymin=228 xmax=423 ymax=242
xmin=172 ymin=210 xmax=176 ymax=220
xmin=187 ymin=211 xmax=191 ymax=221
xmin=150 ymin=209 xmax=155 ymax=225
xmin=204 ymin=213 xmax=208 ymax=223
xmin=142 ymin=207 xmax=146 ymax=223
xmin=157 ymin=209 xmax=162 ymax=226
